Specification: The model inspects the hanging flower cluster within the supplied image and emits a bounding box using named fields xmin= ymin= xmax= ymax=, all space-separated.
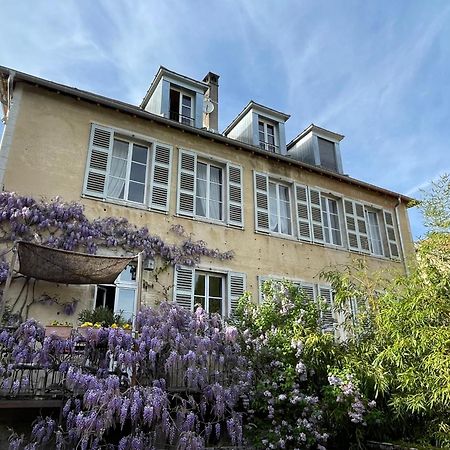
xmin=0 ymin=191 xmax=234 ymax=284
xmin=3 ymin=302 xmax=251 ymax=449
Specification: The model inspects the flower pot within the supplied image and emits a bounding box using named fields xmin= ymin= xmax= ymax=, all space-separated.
xmin=45 ymin=325 xmax=73 ymax=339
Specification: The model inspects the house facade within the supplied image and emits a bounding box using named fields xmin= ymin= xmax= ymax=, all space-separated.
xmin=0 ymin=66 xmax=414 ymax=334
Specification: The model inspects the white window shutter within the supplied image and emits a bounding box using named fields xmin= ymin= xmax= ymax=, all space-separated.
xmin=254 ymin=172 xmax=270 ymax=232
xmin=83 ymin=124 xmax=113 ymax=198
xmin=344 ymin=199 xmax=359 ymax=250
xmin=149 ymin=143 xmax=172 ymax=211
xmin=383 ymin=210 xmax=400 ymax=259
xmin=294 ymin=184 xmax=311 ymax=241
xmin=318 ymin=286 xmax=335 ymax=333
xmin=309 ymin=188 xmax=324 ymax=243
xmin=173 ymin=266 xmax=194 ymax=311
xmin=299 ymin=282 xmax=316 ymax=301
xmin=228 ymin=272 xmax=246 ymax=316
xmin=354 ymin=202 xmax=370 ymax=253
xmin=177 ymin=149 xmax=197 ymax=216
xmin=258 ymin=275 xmax=269 ymax=304
xmin=227 ymin=164 xmax=244 ymax=227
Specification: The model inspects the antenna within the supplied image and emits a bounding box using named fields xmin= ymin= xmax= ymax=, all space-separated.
xmin=203 ymin=98 xmax=215 ymax=114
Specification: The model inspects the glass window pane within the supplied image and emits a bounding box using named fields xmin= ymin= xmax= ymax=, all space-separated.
xmin=112 ymin=139 xmax=129 ymax=159
xmin=128 ymin=182 xmax=145 ymax=203
xmin=130 ymin=163 xmax=146 ymax=183
xmin=194 ymin=274 xmax=205 ymax=296
xmin=182 ymin=95 xmax=192 ymax=107
xmin=107 ymin=177 xmax=125 ymax=199
xmin=210 ymin=166 xmax=222 ymax=183
xmin=210 ymin=183 xmax=221 ymax=202
xmin=118 ymin=265 xmax=136 ymax=282
xmin=281 ymin=217 xmax=291 ymax=235
xmin=110 ymin=157 xmax=127 ymax=178
xmin=197 ymin=162 xmax=207 ymax=180
xmin=258 ymin=122 xmax=264 ymax=132
xmin=209 ymin=298 xmax=222 ymax=315
xmin=132 ymin=145 xmax=148 ymax=164
xmin=279 ymin=186 xmax=290 ymax=202
xmin=209 ymin=276 xmax=222 ymax=297
xmin=194 ymin=296 xmax=205 ymax=310
xmin=115 ymin=288 xmax=135 ymax=322
xmin=209 ymin=200 xmax=222 ymax=220
xmin=196 ymin=196 xmax=207 ymax=217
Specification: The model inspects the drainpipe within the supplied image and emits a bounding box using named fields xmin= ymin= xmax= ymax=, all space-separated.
xmin=1 ymin=70 xmax=15 ymax=123
xmin=394 ymin=197 xmax=409 ymax=275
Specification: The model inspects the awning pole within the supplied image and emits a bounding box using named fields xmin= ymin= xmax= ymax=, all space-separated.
xmin=135 ymin=251 xmax=144 ymax=327
xmin=1 ymin=245 xmax=18 ymax=322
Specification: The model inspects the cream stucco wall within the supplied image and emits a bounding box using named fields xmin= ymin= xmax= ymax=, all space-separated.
xmin=0 ymin=83 xmax=415 ymax=323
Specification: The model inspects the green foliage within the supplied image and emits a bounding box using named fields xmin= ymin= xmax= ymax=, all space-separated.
xmin=78 ymin=306 xmax=128 ymax=327
xmin=322 ymin=237 xmax=450 ymax=446
xmin=420 ymin=173 xmax=450 ymax=232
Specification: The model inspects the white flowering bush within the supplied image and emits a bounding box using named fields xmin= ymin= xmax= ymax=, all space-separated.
xmin=233 ymin=280 xmax=376 ymax=449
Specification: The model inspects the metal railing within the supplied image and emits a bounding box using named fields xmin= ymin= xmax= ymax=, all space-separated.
xmin=169 ymin=110 xmax=194 ymax=126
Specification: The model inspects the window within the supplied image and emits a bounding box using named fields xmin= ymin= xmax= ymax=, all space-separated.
xmin=196 ymin=161 xmax=223 ymax=220
xmin=107 ymin=139 xmax=149 ymax=204
xmin=317 ymin=137 xmax=338 ymax=171
xmin=174 ymin=267 xmax=246 ymax=317
xmin=169 ymin=88 xmax=194 ymax=126
xmin=84 ymin=124 xmax=172 ymax=212
xmin=258 ymin=120 xmax=277 ymax=152
xmin=321 ymin=196 xmax=342 ymax=246
xmin=95 ymin=264 xmax=137 ymax=322
xmin=365 ymin=209 xmax=383 ymax=256
xmin=194 ymin=272 xmax=224 ymax=315
xmin=268 ymin=181 xmax=292 ymax=235
xmin=177 ymin=149 xmax=244 ymax=227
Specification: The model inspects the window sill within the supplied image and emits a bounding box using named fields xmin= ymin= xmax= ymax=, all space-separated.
xmin=81 ymin=194 xmax=168 ymax=215
xmin=175 ymin=213 xmax=244 ymax=230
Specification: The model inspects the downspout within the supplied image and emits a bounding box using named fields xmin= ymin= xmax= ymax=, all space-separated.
xmin=394 ymin=197 xmax=409 ymax=275
xmin=1 ymin=70 xmax=15 ymax=123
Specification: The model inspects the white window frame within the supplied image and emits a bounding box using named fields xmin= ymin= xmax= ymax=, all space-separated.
xmin=107 ymin=138 xmax=150 ymax=205
xmin=193 ymin=271 xmax=226 ymax=315
xmin=258 ymin=119 xmax=278 ymax=152
xmin=365 ymin=208 xmax=385 ymax=256
xmin=268 ymin=180 xmax=293 ymax=236
xmin=195 ymin=160 xmax=224 ymax=222
xmin=169 ymin=87 xmax=194 ymax=126
xmin=321 ymin=195 xmax=343 ymax=247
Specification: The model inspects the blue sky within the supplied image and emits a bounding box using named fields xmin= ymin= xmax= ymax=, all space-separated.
xmin=1 ymin=0 xmax=449 ymax=239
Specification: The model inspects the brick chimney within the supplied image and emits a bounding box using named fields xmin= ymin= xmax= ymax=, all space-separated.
xmin=202 ymin=72 xmax=219 ymax=132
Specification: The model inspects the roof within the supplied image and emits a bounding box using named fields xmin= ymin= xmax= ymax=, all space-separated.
xmin=140 ymin=66 xmax=209 ymax=109
xmin=0 ymin=65 xmax=414 ymax=204
xmin=223 ymin=100 xmax=291 ymax=136
xmin=288 ymin=124 xmax=345 ymax=148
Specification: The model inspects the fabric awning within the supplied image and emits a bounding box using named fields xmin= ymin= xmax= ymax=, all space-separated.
xmin=16 ymin=241 xmax=136 ymax=284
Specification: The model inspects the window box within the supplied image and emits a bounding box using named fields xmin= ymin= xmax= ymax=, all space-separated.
xmin=45 ymin=325 xmax=73 ymax=339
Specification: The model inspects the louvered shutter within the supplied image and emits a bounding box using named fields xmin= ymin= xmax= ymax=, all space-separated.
xmin=254 ymin=172 xmax=270 ymax=232
xmin=227 ymin=164 xmax=244 ymax=227
xmin=355 ymin=202 xmax=370 ymax=252
xmin=309 ymin=189 xmax=324 ymax=243
xmin=318 ymin=286 xmax=334 ymax=333
xmin=345 ymin=200 xmax=370 ymax=252
xmin=294 ymin=184 xmax=311 ymax=241
xmin=173 ymin=266 xmax=194 ymax=311
xmin=299 ymin=283 xmax=315 ymax=301
xmin=150 ymin=143 xmax=172 ymax=211
xmin=83 ymin=124 xmax=113 ymax=198
xmin=177 ymin=150 xmax=197 ymax=216
xmin=383 ymin=210 xmax=400 ymax=259
xmin=228 ymin=272 xmax=246 ymax=316
xmin=344 ymin=200 xmax=359 ymax=250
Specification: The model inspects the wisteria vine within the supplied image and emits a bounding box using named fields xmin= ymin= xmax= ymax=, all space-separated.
xmin=0 ymin=191 xmax=234 ymax=284
xmin=3 ymin=303 xmax=250 ymax=449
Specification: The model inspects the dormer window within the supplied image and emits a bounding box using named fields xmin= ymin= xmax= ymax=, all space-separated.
xmin=169 ymin=88 xmax=193 ymax=126
xmin=224 ymin=101 xmax=290 ymax=155
xmin=317 ymin=137 xmax=338 ymax=171
xmin=258 ymin=120 xmax=277 ymax=152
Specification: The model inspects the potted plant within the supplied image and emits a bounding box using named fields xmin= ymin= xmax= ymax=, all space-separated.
xmin=77 ymin=307 xmax=131 ymax=337
xmin=45 ymin=320 xmax=73 ymax=339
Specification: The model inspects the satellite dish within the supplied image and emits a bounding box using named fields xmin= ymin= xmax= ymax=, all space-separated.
xmin=203 ymin=98 xmax=215 ymax=114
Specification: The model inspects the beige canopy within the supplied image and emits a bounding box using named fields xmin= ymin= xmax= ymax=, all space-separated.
xmin=16 ymin=241 xmax=136 ymax=285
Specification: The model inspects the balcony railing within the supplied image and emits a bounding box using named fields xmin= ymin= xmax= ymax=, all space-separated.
xmin=259 ymin=141 xmax=279 ymax=153
xmin=169 ymin=110 xmax=194 ymax=126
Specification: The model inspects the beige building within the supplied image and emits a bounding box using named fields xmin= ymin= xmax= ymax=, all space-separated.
xmin=0 ymin=65 xmax=414 ymax=334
